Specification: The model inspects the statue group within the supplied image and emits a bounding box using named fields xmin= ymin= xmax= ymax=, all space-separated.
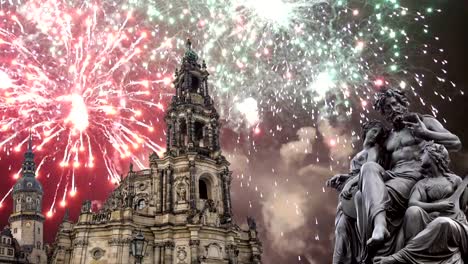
xmin=327 ymin=88 xmax=468 ymax=264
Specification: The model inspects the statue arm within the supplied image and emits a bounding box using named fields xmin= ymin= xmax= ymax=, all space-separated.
xmin=367 ymin=146 xmax=380 ymax=163
xmin=421 ymin=116 xmax=461 ymax=151
xmin=462 ymin=186 xmax=468 ymax=212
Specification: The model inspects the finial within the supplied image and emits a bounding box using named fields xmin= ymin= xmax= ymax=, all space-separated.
xmin=28 ymin=129 xmax=33 ymax=151
xmin=63 ymin=208 xmax=70 ymax=222
xmin=186 ymin=38 xmax=192 ymax=50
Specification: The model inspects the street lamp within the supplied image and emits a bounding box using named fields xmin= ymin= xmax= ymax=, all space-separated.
xmin=131 ymin=231 xmax=148 ymax=264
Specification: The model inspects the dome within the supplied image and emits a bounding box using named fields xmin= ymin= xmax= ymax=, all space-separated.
xmin=13 ymin=176 xmax=43 ymax=194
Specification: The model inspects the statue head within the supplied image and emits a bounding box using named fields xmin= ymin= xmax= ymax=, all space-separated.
xmin=361 ymin=120 xmax=388 ymax=146
xmin=420 ymin=142 xmax=451 ymax=177
xmin=374 ymin=88 xmax=409 ymax=125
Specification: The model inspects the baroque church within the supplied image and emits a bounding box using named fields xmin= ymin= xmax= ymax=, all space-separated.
xmin=49 ymin=40 xmax=263 ymax=264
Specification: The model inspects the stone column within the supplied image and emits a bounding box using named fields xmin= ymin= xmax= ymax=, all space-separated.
xmin=207 ymin=124 xmax=213 ymax=150
xmin=187 ymin=112 xmax=194 ymax=147
xmin=177 ymin=118 xmax=182 ymax=147
xmin=222 ymin=169 xmax=233 ymax=221
xmin=211 ymin=120 xmax=219 ymax=150
xmin=164 ymin=241 xmax=175 ymax=263
xmin=204 ymin=79 xmax=209 ymax=97
xmin=159 ymin=170 xmax=164 ymax=213
xmin=166 ymin=123 xmax=172 ymax=150
xmin=190 ymin=118 xmax=195 ymax=146
xmin=189 ymin=161 xmax=197 ymax=210
xmin=226 ymin=244 xmax=239 ymax=264
xmin=70 ymin=239 xmax=88 ymax=264
xmin=189 ymin=239 xmax=200 ymax=264
xmin=173 ymin=118 xmax=179 ymax=148
xmin=167 ymin=166 xmax=174 ymax=213
xmin=153 ymin=243 xmax=162 ymax=264
xmin=201 ymin=125 xmax=206 ymax=147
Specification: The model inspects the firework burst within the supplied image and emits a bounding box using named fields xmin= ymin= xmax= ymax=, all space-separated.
xmin=0 ymin=0 xmax=458 ymax=216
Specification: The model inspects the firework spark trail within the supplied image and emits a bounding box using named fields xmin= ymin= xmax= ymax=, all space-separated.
xmin=0 ymin=0 xmax=459 ymax=217
xmin=1 ymin=0 xmax=170 ymax=215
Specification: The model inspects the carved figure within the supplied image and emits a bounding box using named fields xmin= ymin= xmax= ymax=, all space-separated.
xmin=375 ymin=143 xmax=468 ymax=264
xmin=247 ymin=216 xmax=257 ymax=230
xmin=327 ymin=120 xmax=388 ymax=263
xmin=81 ymin=200 xmax=91 ymax=213
xmin=327 ymin=88 xmax=462 ymax=263
xmin=177 ymin=184 xmax=187 ymax=202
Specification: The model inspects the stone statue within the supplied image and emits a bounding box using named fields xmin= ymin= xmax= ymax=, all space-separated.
xmin=177 ymin=185 xmax=187 ymax=202
xmin=327 ymin=120 xmax=388 ymax=263
xmin=327 ymin=88 xmax=462 ymax=263
xmin=374 ymin=143 xmax=468 ymax=264
xmin=81 ymin=200 xmax=91 ymax=213
xmin=247 ymin=216 xmax=257 ymax=231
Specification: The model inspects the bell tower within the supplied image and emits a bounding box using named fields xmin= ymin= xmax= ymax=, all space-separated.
xmin=9 ymin=134 xmax=47 ymax=264
xmin=165 ymin=39 xmax=221 ymax=157
xmin=161 ymin=39 xmax=232 ymax=223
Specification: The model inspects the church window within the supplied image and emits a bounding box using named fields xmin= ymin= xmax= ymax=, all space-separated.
xmin=194 ymin=121 xmax=205 ymax=146
xmin=199 ymin=179 xmax=210 ymax=200
xmin=26 ymin=196 xmax=32 ymax=202
xmin=38 ymin=227 xmax=40 ymax=234
xmin=13 ymin=228 xmax=17 ymax=234
xmin=37 ymin=241 xmax=41 ymax=249
xmin=91 ymin=248 xmax=105 ymax=260
xmin=137 ymin=199 xmax=146 ymax=210
xmin=27 ymin=182 xmax=33 ymax=188
xmin=0 ymin=247 xmax=4 ymax=255
xmin=7 ymin=249 xmax=13 ymax=256
xmin=1 ymin=238 xmax=5 ymax=244
xmin=179 ymin=119 xmax=187 ymax=146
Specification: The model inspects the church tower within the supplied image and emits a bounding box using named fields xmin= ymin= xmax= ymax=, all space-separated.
xmin=50 ymin=40 xmax=262 ymax=264
xmin=9 ymin=135 xmax=47 ymax=264
xmin=163 ymin=39 xmax=234 ymax=224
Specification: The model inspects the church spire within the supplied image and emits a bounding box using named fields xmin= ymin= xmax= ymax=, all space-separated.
xmin=22 ymin=131 xmax=36 ymax=178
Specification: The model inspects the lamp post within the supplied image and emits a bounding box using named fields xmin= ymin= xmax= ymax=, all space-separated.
xmin=131 ymin=231 xmax=148 ymax=264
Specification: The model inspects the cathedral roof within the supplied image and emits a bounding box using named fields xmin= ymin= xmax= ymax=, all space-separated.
xmin=13 ymin=176 xmax=43 ymax=194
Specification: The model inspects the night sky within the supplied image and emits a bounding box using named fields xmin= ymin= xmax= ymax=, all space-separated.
xmin=1 ymin=1 xmax=468 ymax=263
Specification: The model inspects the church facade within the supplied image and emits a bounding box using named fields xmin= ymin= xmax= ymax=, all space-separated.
xmin=50 ymin=41 xmax=262 ymax=264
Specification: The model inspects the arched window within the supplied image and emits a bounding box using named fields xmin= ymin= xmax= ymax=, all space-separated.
xmin=37 ymin=241 xmax=41 ymax=249
xmin=199 ymin=179 xmax=210 ymax=200
xmin=16 ymin=199 xmax=21 ymax=212
xmin=136 ymin=199 xmax=146 ymax=210
xmin=179 ymin=119 xmax=187 ymax=146
xmin=194 ymin=121 xmax=205 ymax=147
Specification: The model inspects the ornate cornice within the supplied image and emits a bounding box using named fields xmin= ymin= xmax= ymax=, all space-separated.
xmin=107 ymin=237 xmax=132 ymax=246
xmin=73 ymin=239 xmax=88 ymax=247
xmin=9 ymin=213 xmax=44 ymax=222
